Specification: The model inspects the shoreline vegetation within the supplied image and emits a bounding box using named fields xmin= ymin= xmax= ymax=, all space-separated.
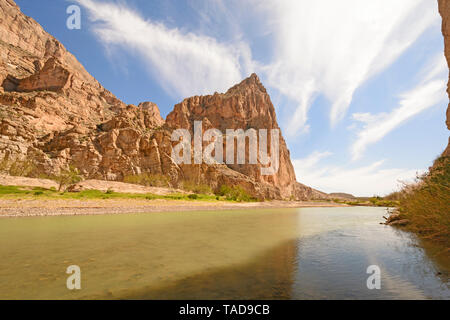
xmin=330 ymin=197 xmax=398 ymax=208
xmin=0 ymin=172 xmax=347 ymax=218
xmin=386 ymin=155 xmax=450 ymax=252
xmin=0 ymin=158 xmax=389 ymax=218
xmin=0 ymin=158 xmax=401 ymax=218
xmin=0 ymin=184 xmax=347 ymax=218
xmin=0 ymin=155 xmax=448 ymax=257
xmin=0 ymin=185 xmax=396 ymax=219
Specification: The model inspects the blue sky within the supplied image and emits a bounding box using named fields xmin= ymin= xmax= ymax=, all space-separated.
xmin=15 ymin=0 xmax=449 ymax=196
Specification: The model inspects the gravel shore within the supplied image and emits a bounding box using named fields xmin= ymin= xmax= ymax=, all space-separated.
xmin=0 ymin=198 xmax=346 ymax=218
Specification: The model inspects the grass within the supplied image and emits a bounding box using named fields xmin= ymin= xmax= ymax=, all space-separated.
xmin=217 ymin=185 xmax=258 ymax=202
xmin=180 ymin=180 xmax=213 ymax=195
xmin=0 ymin=185 xmax=37 ymax=195
xmin=388 ymin=155 xmax=450 ymax=250
xmin=0 ymin=156 xmax=254 ymax=202
xmin=0 ymin=185 xmax=244 ymax=202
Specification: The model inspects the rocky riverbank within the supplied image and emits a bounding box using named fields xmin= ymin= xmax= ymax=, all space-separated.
xmin=0 ymin=198 xmax=346 ymax=218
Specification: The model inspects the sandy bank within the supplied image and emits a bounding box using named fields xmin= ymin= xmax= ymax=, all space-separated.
xmin=0 ymin=198 xmax=346 ymax=218
xmin=0 ymin=175 xmax=185 ymax=195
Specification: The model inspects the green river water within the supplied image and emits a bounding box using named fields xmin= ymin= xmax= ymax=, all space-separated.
xmin=0 ymin=207 xmax=448 ymax=299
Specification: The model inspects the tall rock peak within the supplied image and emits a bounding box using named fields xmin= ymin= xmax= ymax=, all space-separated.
xmin=0 ymin=0 xmax=325 ymax=201
xmin=165 ymin=73 xmax=324 ymax=200
xmin=226 ymin=73 xmax=267 ymax=95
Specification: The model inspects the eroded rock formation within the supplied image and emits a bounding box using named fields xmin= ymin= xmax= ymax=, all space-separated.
xmin=439 ymin=0 xmax=450 ymax=157
xmin=165 ymin=73 xmax=314 ymax=199
xmin=0 ymin=0 xmax=123 ymax=161
xmin=0 ymin=0 xmax=326 ymax=200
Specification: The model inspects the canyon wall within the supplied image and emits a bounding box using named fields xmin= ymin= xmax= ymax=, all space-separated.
xmin=439 ymin=0 xmax=450 ymax=157
xmin=0 ymin=0 xmax=325 ymax=200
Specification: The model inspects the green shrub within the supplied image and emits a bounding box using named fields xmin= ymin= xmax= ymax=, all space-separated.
xmin=390 ymin=155 xmax=449 ymax=249
xmin=187 ymin=194 xmax=198 ymax=200
xmin=217 ymin=185 xmax=256 ymax=202
xmin=180 ymin=180 xmax=212 ymax=194
xmin=55 ymin=165 xmax=82 ymax=192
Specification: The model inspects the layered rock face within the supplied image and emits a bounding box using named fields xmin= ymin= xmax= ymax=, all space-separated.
xmin=438 ymin=0 xmax=450 ymax=157
xmin=0 ymin=0 xmax=123 ymax=160
xmin=0 ymin=0 xmax=325 ymax=200
xmin=166 ymin=73 xmax=314 ymax=199
xmin=39 ymin=75 xmax=322 ymax=200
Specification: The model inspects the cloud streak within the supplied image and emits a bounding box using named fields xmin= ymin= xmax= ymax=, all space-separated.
xmin=293 ymin=152 xmax=422 ymax=196
xmin=350 ymin=54 xmax=448 ymax=160
xmin=258 ymin=0 xmax=440 ymax=136
xmin=75 ymin=0 xmax=252 ymax=98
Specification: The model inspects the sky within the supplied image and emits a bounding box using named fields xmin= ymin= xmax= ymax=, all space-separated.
xmin=15 ymin=0 xmax=450 ymax=196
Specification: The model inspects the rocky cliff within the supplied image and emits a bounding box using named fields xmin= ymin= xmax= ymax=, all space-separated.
xmin=0 ymin=0 xmax=123 ymax=162
xmin=165 ymin=73 xmax=310 ymax=199
xmin=0 ymin=0 xmax=325 ymax=200
xmin=439 ymin=0 xmax=450 ymax=157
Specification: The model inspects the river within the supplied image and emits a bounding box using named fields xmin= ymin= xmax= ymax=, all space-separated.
xmin=0 ymin=207 xmax=448 ymax=299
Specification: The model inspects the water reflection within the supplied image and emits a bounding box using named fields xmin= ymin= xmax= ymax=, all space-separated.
xmin=0 ymin=207 xmax=448 ymax=299
xmin=291 ymin=208 xmax=450 ymax=299
xmin=119 ymin=240 xmax=299 ymax=300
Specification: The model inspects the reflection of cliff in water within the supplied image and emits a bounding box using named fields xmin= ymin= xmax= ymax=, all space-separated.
xmin=116 ymin=240 xmax=299 ymax=300
xmin=1 ymin=207 xmax=448 ymax=300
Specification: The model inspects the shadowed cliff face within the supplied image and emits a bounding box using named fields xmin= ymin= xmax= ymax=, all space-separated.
xmin=439 ymin=0 xmax=450 ymax=157
xmin=0 ymin=0 xmax=325 ymax=200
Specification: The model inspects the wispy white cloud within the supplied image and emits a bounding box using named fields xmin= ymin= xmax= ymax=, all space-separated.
xmin=257 ymin=0 xmax=440 ymax=136
xmin=295 ymin=151 xmax=333 ymax=169
xmin=293 ymin=152 xmax=423 ymax=196
xmin=75 ymin=0 xmax=252 ymax=98
xmin=350 ymin=54 xmax=448 ymax=160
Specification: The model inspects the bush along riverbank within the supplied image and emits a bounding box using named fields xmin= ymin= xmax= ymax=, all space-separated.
xmin=386 ymin=155 xmax=449 ymax=252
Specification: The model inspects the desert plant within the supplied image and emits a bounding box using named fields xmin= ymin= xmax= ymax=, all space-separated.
xmin=56 ymin=165 xmax=82 ymax=192
xmin=389 ymin=155 xmax=450 ymax=249
xmin=217 ymin=185 xmax=256 ymax=202
xmin=180 ymin=180 xmax=213 ymax=194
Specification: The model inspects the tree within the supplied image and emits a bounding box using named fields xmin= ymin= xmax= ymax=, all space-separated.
xmin=57 ymin=165 xmax=82 ymax=192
